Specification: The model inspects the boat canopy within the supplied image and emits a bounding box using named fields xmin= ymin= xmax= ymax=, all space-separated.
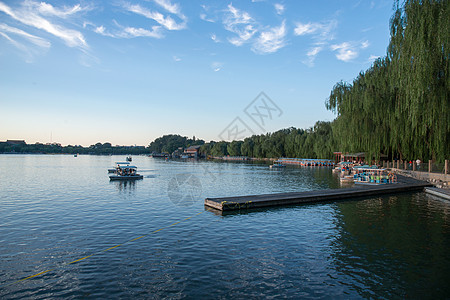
xmin=353 ymin=165 xmax=380 ymax=169
xmin=115 ymin=162 xmax=130 ymax=165
xmin=117 ymin=165 xmax=137 ymax=169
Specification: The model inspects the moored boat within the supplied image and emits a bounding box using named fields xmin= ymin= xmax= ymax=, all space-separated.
xmin=353 ymin=167 xmax=396 ymax=185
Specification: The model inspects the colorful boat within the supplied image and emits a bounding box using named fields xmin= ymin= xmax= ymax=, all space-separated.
xmin=353 ymin=167 xmax=396 ymax=185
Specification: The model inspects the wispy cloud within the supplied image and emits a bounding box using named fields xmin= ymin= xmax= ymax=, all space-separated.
xmin=361 ymin=40 xmax=369 ymax=49
xmin=294 ymin=19 xmax=337 ymax=66
xmin=0 ymin=22 xmax=51 ymax=62
xmin=0 ymin=23 xmax=50 ymax=48
xmin=211 ymin=61 xmax=223 ymax=72
xmin=302 ymin=46 xmax=323 ymax=67
xmin=331 ymin=42 xmax=357 ymax=61
xmin=252 ymin=20 xmax=287 ymax=54
xmin=86 ymin=21 xmax=163 ymax=39
xmin=367 ymin=54 xmax=380 ymax=63
xmin=199 ymin=4 xmax=216 ymax=23
xmin=36 ymin=2 xmax=87 ymax=18
xmin=173 ymin=55 xmax=181 ymax=61
xmin=124 ymin=3 xmax=186 ymax=31
xmin=200 ymin=13 xmax=215 ymax=23
xmin=153 ymin=0 xmax=184 ymax=18
xmin=223 ymin=3 xmax=257 ymax=46
xmin=123 ymin=26 xmax=164 ymax=38
xmin=0 ymin=1 xmax=87 ymax=48
xmin=294 ymin=20 xmax=336 ymax=40
xmin=330 ymin=41 xmax=368 ymax=62
xmin=274 ymin=3 xmax=285 ymax=15
xmin=211 ymin=33 xmax=220 ymax=43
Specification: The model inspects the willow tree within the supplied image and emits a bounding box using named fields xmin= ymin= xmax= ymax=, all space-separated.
xmin=326 ymin=0 xmax=449 ymax=162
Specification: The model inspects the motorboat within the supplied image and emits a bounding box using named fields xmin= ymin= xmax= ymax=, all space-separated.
xmin=270 ymin=162 xmax=286 ymax=169
xmin=109 ymin=162 xmax=143 ymax=180
xmin=108 ymin=162 xmax=129 ymax=173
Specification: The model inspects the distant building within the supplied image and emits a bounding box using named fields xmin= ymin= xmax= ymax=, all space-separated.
xmin=172 ymin=147 xmax=184 ymax=158
xmin=6 ymin=140 xmax=26 ymax=145
xmin=184 ymin=145 xmax=202 ymax=158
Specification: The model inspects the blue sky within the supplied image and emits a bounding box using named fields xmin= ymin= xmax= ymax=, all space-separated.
xmin=0 ymin=0 xmax=393 ymax=146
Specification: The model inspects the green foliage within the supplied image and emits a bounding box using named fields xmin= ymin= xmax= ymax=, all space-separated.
xmin=148 ymin=134 xmax=204 ymax=154
xmin=211 ymin=141 xmax=229 ymax=156
xmin=227 ymin=141 xmax=243 ymax=156
xmin=326 ymin=0 xmax=449 ymax=162
xmin=200 ymin=123 xmax=335 ymax=159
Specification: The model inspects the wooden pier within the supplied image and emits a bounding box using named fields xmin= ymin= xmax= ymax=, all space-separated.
xmin=204 ymin=176 xmax=432 ymax=211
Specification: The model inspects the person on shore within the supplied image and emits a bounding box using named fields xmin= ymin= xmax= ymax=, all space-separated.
xmin=416 ymin=159 xmax=421 ymax=170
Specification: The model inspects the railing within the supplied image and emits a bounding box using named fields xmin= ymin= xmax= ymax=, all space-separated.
xmin=382 ymin=159 xmax=449 ymax=174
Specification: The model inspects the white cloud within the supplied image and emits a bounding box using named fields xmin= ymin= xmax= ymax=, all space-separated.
xmin=274 ymin=3 xmax=285 ymax=15
xmin=368 ymin=54 xmax=380 ymax=62
xmin=0 ymin=24 xmax=51 ymax=62
xmin=211 ymin=61 xmax=223 ymax=72
xmin=223 ymin=3 xmax=257 ymax=46
xmin=211 ymin=33 xmax=220 ymax=43
xmin=294 ymin=20 xmax=336 ymax=40
xmin=123 ymin=26 xmax=163 ymax=38
xmin=294 ymin=19 xmax=338 ymax=66
xmin=200 ymin=13 xmax=215 ymax=23
xmin=199 ymin=4 xmax=216 ymax=23
xmin=0 ymin=1 xmax=87 ymax=48
xmin=36 ymin=2 xmax=86 ymax=18
xmin=153 ymin=0 xmax=183 ymax=17
xmin=294 ymin=22 xmax=318 ymax=35
xmin=330 ymin=40 xmax=370 ymax=62
xmin=307 ymin=46 xmax=322 ymax=57
xmin=252 ymin=20 xmax=287 ymax=54
xmin=124 ymin=3 xmax=186 ymax=30
xmin=301 ymin=46 xmax=323 ymax=67
xmin=0 ymin=23 xmax=50 ymax=48
xmin=89 ymin=20 xmax=163 ymax=39
xmin=330 ymin=42 xmax=358 ymax=62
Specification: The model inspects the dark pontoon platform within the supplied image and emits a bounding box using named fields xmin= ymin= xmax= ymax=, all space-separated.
xmin=205 ymin=176 xmax=431 ymax=211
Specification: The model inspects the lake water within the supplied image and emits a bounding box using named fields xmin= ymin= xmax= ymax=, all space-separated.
xmin=1 ymin=155 xmax=449 ymax=299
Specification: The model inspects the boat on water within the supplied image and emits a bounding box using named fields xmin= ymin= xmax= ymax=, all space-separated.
xmin=340 ymin=175 xmax=354 ymax=183
xmin=270 ymin=162 xmax=286 ymax=169
xmin=126 ymin=156 xmax=132 ymax=162
xmin=109 ymin=162 xmax=143 ymax=180
xmin=108 ymin=161 xmax=129 ymax=173
xmin=353 ymin=167 xmax=396 ymax=185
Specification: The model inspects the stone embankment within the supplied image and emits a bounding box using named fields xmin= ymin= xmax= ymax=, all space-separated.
xmin=391 ymin=169 xmax=449 ymax=189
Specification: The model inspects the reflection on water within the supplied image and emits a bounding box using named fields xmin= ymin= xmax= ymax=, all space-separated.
xmin=1 ymin=155 xmax=449 ymax=299
xmin=332 ymin=192 xmax=450 ymax=299
xmin=112 ymin=180 xmax=137 ymax=192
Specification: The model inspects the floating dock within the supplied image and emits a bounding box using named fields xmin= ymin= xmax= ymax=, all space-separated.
xmin=277 ymin=158 xmax=334 ymax=166
xmin=205 ymin=176 xmax=432 ymax=211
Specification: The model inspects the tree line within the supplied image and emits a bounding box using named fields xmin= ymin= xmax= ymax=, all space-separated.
xmin=199 ymin=122 xmax=335 ymax=159
xmin=0 ymin=142 xmax=148 ymax=155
